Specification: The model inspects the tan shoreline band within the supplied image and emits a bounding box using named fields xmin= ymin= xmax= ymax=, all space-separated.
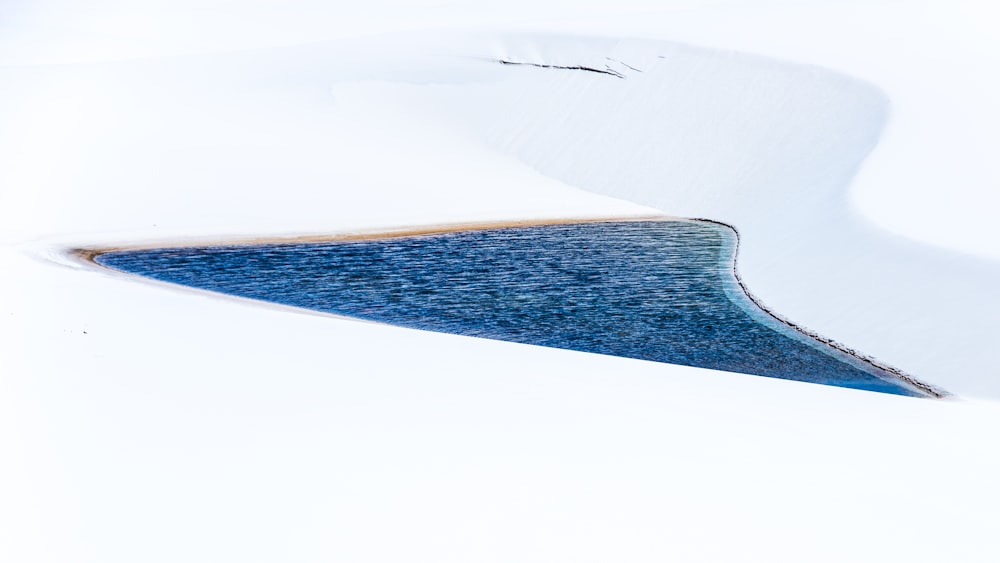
xmin=69 ymin=215 xmax=677 ymax=263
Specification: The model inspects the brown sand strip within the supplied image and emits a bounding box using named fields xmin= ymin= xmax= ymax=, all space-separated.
xmin=69 ymin=215 xmax=676 ymax=263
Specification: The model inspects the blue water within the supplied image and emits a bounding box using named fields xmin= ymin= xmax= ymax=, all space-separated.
xmin=96 ymin=220 xmax=924 ymax=396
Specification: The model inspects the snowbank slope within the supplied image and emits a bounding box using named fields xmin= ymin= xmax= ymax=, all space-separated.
xmin=325 ymin=34 xmax=1000 ymax=396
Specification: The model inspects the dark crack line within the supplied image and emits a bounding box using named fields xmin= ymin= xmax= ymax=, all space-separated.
xmin=606 ymin=57 xmax=643 ymax=72
xmin=496 ymin=59 xmax=625 ymax=79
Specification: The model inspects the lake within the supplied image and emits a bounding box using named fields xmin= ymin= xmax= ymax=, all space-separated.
xmin=95 ymin=220 xmax=933 ymax=396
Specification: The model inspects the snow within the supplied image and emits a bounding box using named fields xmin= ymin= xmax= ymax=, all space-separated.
xmin=3 ymin=1 xmax=1000 ymax=562
xmin=389 ymin=34 xmax=1000 ymax=397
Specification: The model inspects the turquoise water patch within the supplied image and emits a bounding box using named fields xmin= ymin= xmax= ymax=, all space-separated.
xmin=96 ymin=220 xmax=926 ymax=396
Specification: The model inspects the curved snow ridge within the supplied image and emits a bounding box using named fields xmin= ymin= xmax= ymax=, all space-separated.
xmin=692 ymin=217 xmax=947 ymax=399
xmin=411 ymin=33 xmax=1000 ymax=397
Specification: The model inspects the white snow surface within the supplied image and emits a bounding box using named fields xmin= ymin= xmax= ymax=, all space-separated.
xmin=3 ymin=2 xmax=1000 ymax=562
xmin=402 ymin=34 xmax=1000 ymax=397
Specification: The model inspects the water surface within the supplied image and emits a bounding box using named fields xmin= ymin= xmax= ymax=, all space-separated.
xmin=96 ymin=220 xmax=925 ymax=396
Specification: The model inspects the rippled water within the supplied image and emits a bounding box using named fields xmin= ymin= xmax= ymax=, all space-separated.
xmin=96 ymin=220 xmax=923 ymax=396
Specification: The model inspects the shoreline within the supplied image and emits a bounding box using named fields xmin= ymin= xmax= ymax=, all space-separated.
xmin=68 ymin=215 xmax=676 ymax=262
xmin=692 ymin=218 xmax=949 ymax=399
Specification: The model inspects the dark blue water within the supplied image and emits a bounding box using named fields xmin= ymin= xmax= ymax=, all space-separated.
xmin=96 ymin=220 xmax=924 ymax=396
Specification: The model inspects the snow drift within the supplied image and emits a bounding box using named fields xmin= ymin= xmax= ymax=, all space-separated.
xmin=363 ymin=34 xmax=1000 ymax=397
